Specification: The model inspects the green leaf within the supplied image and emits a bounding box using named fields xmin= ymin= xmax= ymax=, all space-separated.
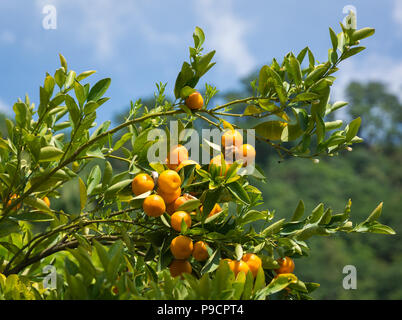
xmin=226 ymin=181 xmax=250 ymax=205
xmin=325 ymin=120 xmax=343 ymax=130
xmin=177 ymin=199 xmax=201 ymax=212
xmin=365 ymin=202 xmax=383 ymax=223
xmin=74 ymin=82 xmax=86 ymax=106
xmin=235 ymin=244 xmax=243 ymax=261
xmin=261 ymin=219 xmax=285 ymax=236
xmin=254 ymin=121 xmax=287 ymax=141
xmin=255 ymin=273 xmax=297 ymax=298
xmin=0 ymin=219 xmax=20 ymax=238
xmin=65 ymin=94 xmax=80 ymax=126
xmin=253 ymin=267 xmax=266 ymax=293
xmin=291 ymin=200 xmax=305 ymax=221
xmin=179 ymin=86 xmax=196 ymax=99
xmin=292 ymin=92 xmax=320 ymax=102
xmin=83 ymin=101 xmax=99 ymax=115
xmin=288 ymin=56 xmax=302 ymax=86
xmin=87 ymin=165 xmax=102 ymax=195
xmin=329 ymin=27 xmax=338 ymax=50
xmin=105 ymin=179 xmax=133 ymax=199
xmin=65 ymin=70 xmax=76 ymax=88
xmin=345 ymin=117 xmax=361 ymax=141
xmin=38 ymin=146 xmax=64 ymax=162
xmin=342 ymin=46 xmax=366 ymax=60
xmin=76 ymin=70 xmax=96 ymax=81
xmin=310 ymin=203 xmax=324 ymax=223
xmin=296 ymin=47 xmax=308 ymax=64
xmin=87 ymin=78 xmax=111 ymax=102
xmin=352 ymin=27 xmax=375 ymax=41
xmin=113 ymin=132 xmax=133 ymax=151
xmin=193 ymin=26 xmax=205 ymax=48
xmin=59 ymin=53 xmax=68 ymax=71
xmin=54 ymin=68 xmax=66 ymax=88
xmin=78 ymin=177 xmax=87 ymax=211
xmin=201 ymin=249 xmax=221 ymax=274
xmin=23 ymin=197 xmax=53 ymax=214
xmin=15 ymin=211 xmax=54 ymax=222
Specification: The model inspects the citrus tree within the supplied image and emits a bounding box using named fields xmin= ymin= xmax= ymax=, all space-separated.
xmin=0 ymin=18 xmax=395 ymax=300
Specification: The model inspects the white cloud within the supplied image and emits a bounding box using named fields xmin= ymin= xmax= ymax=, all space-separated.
xmin=393 ymin=0 xmax=402 ymax=30
xmin=333 ymin=54 xmax=402 ymax=101
xmin=195 ymin=0 xmax=255 ymax=77
xmin=35 ymin=0 xmax=180 ymax=62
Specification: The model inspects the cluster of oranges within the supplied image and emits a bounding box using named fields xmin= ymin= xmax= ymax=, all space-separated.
xmin=185 ymin=91 xmax=256 ymax=172
xmin=221 ymin=253 xmax=263 ymax=278
xmin=169 ymin=235 xmax=210 ymax=277
xmin=211 ymin=129 xmax=256 ymax=175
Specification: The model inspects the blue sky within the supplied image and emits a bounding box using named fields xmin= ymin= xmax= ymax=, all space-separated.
xmin=0 ymin=0 xmax=401 ymax=124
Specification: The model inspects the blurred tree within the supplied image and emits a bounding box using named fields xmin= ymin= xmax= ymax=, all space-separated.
xmin=346 ymin=81 xmax=402 ymax=147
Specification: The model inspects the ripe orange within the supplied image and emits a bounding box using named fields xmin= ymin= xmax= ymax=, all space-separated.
xmin=43 ymin=196 xmax=51 ymax=207
xmin=209 ymin=154 xmax=231 ymax=175
xmin=192 ymin=241 xmax=209 ymax=261
xmin=157 ymin=187 xmax=181 ymax=204
xmin=170 ymin=235 xmax=193 ymax=259
xmin=185 ymin=91 xmax=204 ymax=110
xmin=158 ymin=170 xmax=182 ymax=193
xmin=169 ymin=259 xmax=192 ymax=278
xmin=167 ymin=145 xmax=189 ymax=170
xmin=173 ymin=194 xmax=194 ymax=211
xmin=222 ymin=129 xmax=243 ymax=149
xmin=200 ymin=203 xmax=222 ymax=218
xmin=236 ymin=144 xmax=256 ymax=167
xmin=228 ymin=260 xmax=250 ymax=277
xmin=171 ymin=211 xmax=192 ymax=232
xmin=242 ymin=253 xmax=262 ymax=278
xmin=131 ymin=173 xmax=155 ymax=196
xmin=7 ymin=194 xmax=21 ymax=210
xmin=175 ymin=159 xmax=201 ymax=172
xmin=142 ymin=194 xmax=166 ymax=217
xmin=275 ymin=256 xmax=295 ymax=274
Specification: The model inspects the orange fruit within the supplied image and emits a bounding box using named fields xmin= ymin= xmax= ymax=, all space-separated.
xmin=242 ymin=253 xmax=262 ymax=278
xmin=170 ymin=235 xmax=193 ymax=259
xmin=275 ymin=256 xmax=295 ymax=274
xmin=142 ymin=194 xmax=166 ymax=217
xmin=166 ymin=202 xmax=176 ymax=215
xmin=236 ymin=144 xmax=256 ymax=166
xmin=228 ymin=260 xmax=250 ymax=277
xmin=158 ymin=170 xmax=182 ymax=193
xmin=157 ymin=187 xmax=181 ymax=204
xmin=200 ymin=203 xmax=222 ymax=218
xmin=7 ymin=194 xmax=21 ymax=210
xmin=167 ymin=145 xmax=189 ymax=170
xmin=131 ymin=173 xmax=155 ymax=196
xmin=222 ymin=129 xmax=243 ymax=149
xmin=173 ymin=194 xmax=195 ymax=212
xmin=43 ymin=196 xmax=51 ymax=207
xmin=209 ymin=154 xmax=231 ymax=175
xmin=192 ymin=241 xmax=209 ymax=261
xmin=171 ymin=211 xmax=192 ymax=232
xmin=169 ymin=259 xmax=192 ymax=278
xmin=175 ymin=159 xmax=201 ymax=172
xmin=185 ymin=91 xmax=204 ymax=110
